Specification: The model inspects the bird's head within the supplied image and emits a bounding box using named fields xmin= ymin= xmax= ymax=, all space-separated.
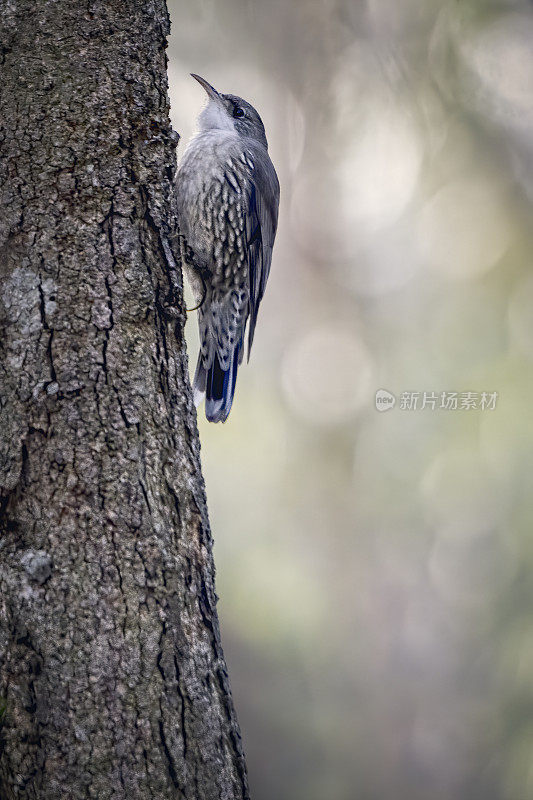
xmin=191 ymin=74 xmax=268 ymax=149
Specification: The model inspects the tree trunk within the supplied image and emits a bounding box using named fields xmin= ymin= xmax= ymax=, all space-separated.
xmin=0 ymin=2 xmax=249 ymax=798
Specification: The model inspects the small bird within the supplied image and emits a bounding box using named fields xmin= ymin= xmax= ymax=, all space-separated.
xmin=176 ymin=74 xmax=280 ymax=423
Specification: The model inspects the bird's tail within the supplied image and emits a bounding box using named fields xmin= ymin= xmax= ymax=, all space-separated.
xmin=193 ymin=338 xmax=243 ymax=423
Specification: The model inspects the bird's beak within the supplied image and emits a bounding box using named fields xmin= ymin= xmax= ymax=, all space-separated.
xmin=190 ymin=74 xmax=222 ymax=102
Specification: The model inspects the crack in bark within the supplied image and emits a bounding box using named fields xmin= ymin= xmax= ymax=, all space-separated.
xmin=158 ymin=715 xmax=181 ymax=793
xmin=101 ymin=275 xmax=115 ymax=385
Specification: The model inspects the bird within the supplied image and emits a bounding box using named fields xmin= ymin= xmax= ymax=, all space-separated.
xmin=176 ymin=74 xmax=280 ymax=423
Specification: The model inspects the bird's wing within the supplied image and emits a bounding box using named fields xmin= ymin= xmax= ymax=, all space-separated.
xmin=240 ymin=144 xmax=280 ymax=358
xmin=199 ymin=142 xmax=279 ymax=373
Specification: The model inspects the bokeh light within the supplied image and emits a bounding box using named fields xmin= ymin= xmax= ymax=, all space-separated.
xmin=417 ymin=178 xmax=512 ymax=281
xmin=167 ymin=1 xmax=533 ymax=798
xmin=281 ymin=325 xmax=374 ymax=425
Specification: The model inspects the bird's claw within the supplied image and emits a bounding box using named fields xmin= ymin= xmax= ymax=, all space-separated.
xmin=157 ymin=285 xmax=182 ymax=320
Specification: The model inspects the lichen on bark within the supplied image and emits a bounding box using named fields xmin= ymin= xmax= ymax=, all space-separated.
xmin=0 ymin=1 xmax=249 ymax=798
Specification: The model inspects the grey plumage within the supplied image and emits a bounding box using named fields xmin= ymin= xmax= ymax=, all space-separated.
xmin=176 ymin=74 xmax=280 ymax=423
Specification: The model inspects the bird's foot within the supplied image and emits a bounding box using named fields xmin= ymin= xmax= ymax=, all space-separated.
xmin=157 ymin=284 xmax=183 ymax=320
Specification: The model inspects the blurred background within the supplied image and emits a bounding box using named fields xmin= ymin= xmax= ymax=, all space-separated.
xmin=167 ymin=1 xmax=533 ymax=798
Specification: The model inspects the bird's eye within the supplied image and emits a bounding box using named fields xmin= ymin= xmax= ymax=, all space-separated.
xmin=233 ymin=107 xmax=245 ymax=119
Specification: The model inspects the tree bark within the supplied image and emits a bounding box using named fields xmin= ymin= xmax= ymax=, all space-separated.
xmin=0 ymin=2 xmax=249 ymax=798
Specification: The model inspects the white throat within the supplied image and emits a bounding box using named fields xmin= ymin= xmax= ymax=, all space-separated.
xmin=198 ymin=100 xmax=236 ymax=134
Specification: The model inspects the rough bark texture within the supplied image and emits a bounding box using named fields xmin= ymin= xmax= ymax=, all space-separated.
xmin=0 ymin=2 xmax=249 ymax=798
